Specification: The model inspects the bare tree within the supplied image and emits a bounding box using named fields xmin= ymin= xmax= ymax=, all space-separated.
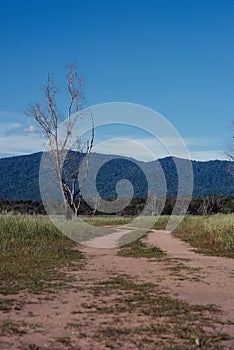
xmin=92 ymin=197 xmax=101 ymax=216
xmin=226 ymin=120 xmax=234 ymax=179
xmin=198 ymin=195 xmax=216 ymax=215
xmin=227 ymin=120 xmax=234 ymax=161
xmin=25 ymin=64 xmax=94 ymax=218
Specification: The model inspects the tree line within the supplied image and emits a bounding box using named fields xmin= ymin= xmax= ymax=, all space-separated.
xmin=0 ymin=195 xmax=233 ymax=216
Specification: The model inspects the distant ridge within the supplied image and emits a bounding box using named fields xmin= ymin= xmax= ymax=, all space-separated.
xmin=0 ymin=152 xmax=233 ymax=201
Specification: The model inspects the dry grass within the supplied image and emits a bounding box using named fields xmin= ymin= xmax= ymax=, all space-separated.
xmin=174 ymin=214 xmax=234 ymax=258
xmin=0 ymin=214 xmax=84 ymax=295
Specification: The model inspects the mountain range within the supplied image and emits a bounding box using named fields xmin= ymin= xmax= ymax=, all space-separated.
xmin=0 ymin=152 xmax=233 ymax=201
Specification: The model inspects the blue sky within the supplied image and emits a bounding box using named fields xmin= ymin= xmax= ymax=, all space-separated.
xmin=0 ymin=0 xmax=233 ymax=161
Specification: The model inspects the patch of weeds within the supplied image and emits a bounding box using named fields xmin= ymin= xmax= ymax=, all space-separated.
xmin=84 ymin=217 xmax=132 ymax=227
xmin=0 ymin=320 xmax=28 ymax=336
xmin=27 ymin=311 xmax=36 ymax=317
xmin=96 ymin=322 xmax=230 ymax=349
xmin=65 ymin=322 xmax=79 ymax=328
xmin=98 ymin=327 xmax=132 ymax=338
xmin=95 ymin=324 xmax=172 ymax=346
xmin=98 ymin=275 xmax=136 ymax=290
xmin=37 ymin=295 xmax=56 ymax=302
xmin=56 ymin=336 xmax=72 ymax=346
xmin=92 ymin=275 xmax=230 ymax=349
xmin=152 ymin=216 xmax=170 ymax=230
xmin=117 ymin=238 xmax=165 ymax=258
xmin=159 ymin=347 xmax=199 ymax=350
xmin=81 ymin=302 xmax=96 ymax=309
xmin=65 ymin=322 xmax=83 ymax=332
xmin=0 ymin=298 xmax=25 ymax=313
xmin=71 ymin=309 xmax=83 ymax=314
xmin=175 ymin=324 xmax=231 ymax=347
xmin=0 ymin=318 xmax=42 ymax=337
xmin=219 ymin=319 xmax=234 ymax=325
xmin=96 ymin=305 xmax=126 ymax=313
xmin=123 ymin=293 xmax=219 ymax=320
xmin=162 ymin=260 xmax=202 ymax=281
xmin=93 ymin=275 xmax=157 ymax=297
xmin=23 ymin=345 xmax=41 ymax=350
xmin=165 ymin=262 xmax=200 ymax=273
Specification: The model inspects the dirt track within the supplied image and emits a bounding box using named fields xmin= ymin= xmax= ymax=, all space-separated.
xmin=0 ymin=230 xmax=234 ymax=349
xmin=148 ymin=230 xmax=234 ymax=319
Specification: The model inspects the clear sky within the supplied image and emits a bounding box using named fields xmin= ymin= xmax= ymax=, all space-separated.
xmin=0 ymin=0 xmax=233 ymax=161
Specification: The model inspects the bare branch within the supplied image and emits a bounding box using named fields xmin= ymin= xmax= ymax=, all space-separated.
xmin=25 ymin=102 xmax=53 ymax=137
xmin=62 ymin=64 xmax=86 ymax=151
xmin=44 ymin=74 xmax=59 ymax=131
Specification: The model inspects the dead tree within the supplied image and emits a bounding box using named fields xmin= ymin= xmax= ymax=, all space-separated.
xmin=226 ymin=121 xmax=234 ymax=177
xmin=92 ymin=197 xmax=101 ymax=216
xmin=227 ymin=120 xmax=234 ymax=161
xmin=198 ymin=195 xmax=216 ymax=215
xmin=25 ymin=64 xmax=94 ymax=218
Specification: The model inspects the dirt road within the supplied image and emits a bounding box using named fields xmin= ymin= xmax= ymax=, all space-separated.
xmin=0 ymin=230 xmax=233 ymax=349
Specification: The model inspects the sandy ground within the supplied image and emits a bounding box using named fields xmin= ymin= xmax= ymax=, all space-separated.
xmin=147 ymin=231 xmax=234 ymax=318
xmin=0 ymin=230 xmax=233 ymax=350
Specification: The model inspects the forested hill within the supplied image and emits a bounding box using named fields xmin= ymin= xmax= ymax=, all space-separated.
xmin=0 ymin=152 xmax=233 ymax=201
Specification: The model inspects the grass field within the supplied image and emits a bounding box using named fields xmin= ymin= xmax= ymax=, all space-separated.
xmin=0 ymin=214 xmax=233 ymax=349
xmin=174 ymin=214 xmax=234 ymax=258
xmin=0 ymin=213 xmax=233 ymax=295
xmin=83 ymin=216 xmax=132 ymax=226
xmin=0 ymin=215 xmax=84 ymax=295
